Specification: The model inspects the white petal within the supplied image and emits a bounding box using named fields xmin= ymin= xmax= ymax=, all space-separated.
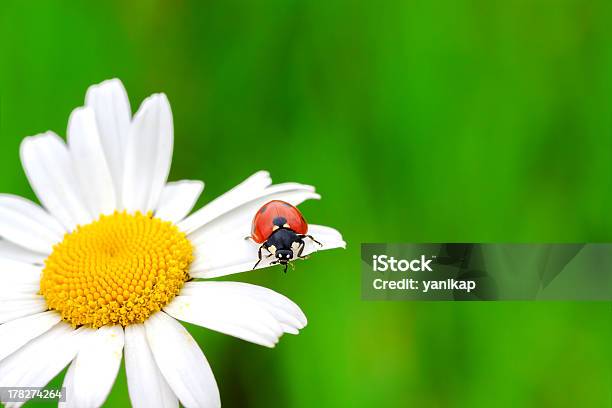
xmin=305 ymin=224 xmax=346 ymax=247
xmin=0 ymin=194 xmax=64 ymax=254
xmin=20 ymin=132 xmax=92 ymax=230
xmin=155 ymin=180 xmax=204 ymax=223
xmin=145 ymin=312 xmax=220 ymax=408
xmin=61 ymin=326 xmax=124 ymax=408
xmin=166 ymin=281 xmax=306 ymax=347
xmin=0 ymin=260 xmax=42 ymax=301
xmin=0 ymin=284 xmax=40 ymax=298
xmin=0 ymin=283 xmax=40 ymax=298
xmin=60 ymin=358 xmax=76 ymax=408
xmin=180 ymin=177 xmax=319 ymax=245
xmin=0 ymin=323 xmax=83 ymax=407
xmin=85 ymin=78 xmax=131 ymax=201
xmin=0 ymin=296 xmax=47 ymax=324
xmin=124 ymin=324 xmax=178 ymax=408
xmin=68 ymin=106 xmax=117 ymax=215
xmin=177 ymin=171 xmax=271 ymax=234
xmin=122 ymin=94 xmax=173 ymax=213
xmin=164 ymin=297 xmax=279 ymax=348
xmin=0 ymin=239 xmax=47 ymax=264
xmin=181 ymin=281 xmax=307 ymax=327
xmin=190 ymin=224 xmax=345 ymax=278
xmin=0 ymin=311 xmax=61 ymax=362
xmin=0 ymin=258 xmax=42 ymax=279
xmin=187 ymin=182 xmax=319 ymax=242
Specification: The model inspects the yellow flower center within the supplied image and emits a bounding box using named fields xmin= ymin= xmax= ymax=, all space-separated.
xmin=40 ymin=211 xmax=193 ymax=328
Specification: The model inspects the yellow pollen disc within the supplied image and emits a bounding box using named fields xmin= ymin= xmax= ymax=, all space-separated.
xmin=40 ymin=211 xmax=193 ymax=328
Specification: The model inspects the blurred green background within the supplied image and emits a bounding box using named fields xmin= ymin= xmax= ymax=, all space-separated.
xmin=1 ymin=0 xmax=611 ymax=407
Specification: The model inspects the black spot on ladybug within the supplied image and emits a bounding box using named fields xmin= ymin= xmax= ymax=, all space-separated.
xmin=259 ymin=205 xmax=268 ymax=214
xmin=273 ymin=216 xmax=287 ymax=227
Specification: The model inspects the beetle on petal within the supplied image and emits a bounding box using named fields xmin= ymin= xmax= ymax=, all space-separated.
xmin=249 ymin=200 xmax=322 ymax=272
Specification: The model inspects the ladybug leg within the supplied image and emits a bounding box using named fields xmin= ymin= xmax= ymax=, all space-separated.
xmin=300 ymin=234 xmax=323 ymax=247
xmin=252 ymin=244 xmax=266 ymax=269
xmin=296 ymin=240 xmax=308 ymax=260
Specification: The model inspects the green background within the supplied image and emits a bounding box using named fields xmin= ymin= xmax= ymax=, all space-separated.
xmin=1 ymin=1 xmax=611 ymax=407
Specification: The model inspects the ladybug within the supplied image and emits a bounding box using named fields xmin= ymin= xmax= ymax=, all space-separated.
xmin=249 ymin=200 xmax=322 ymax=272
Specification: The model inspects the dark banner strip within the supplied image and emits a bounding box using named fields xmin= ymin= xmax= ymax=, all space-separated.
xmin=361 ymin=244 xmax=612 ymax=301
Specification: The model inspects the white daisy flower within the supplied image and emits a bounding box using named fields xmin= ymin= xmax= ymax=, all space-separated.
xmin=0 ymin=79 xmax=345 ymax=408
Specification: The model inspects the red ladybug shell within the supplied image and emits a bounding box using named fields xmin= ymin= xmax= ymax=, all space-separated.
xmin=251 ymin=200 xmax=308 ymax=243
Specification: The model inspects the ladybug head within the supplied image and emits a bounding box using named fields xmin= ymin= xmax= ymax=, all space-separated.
xmin=275 ymin=249 xmax=293 ymax=264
